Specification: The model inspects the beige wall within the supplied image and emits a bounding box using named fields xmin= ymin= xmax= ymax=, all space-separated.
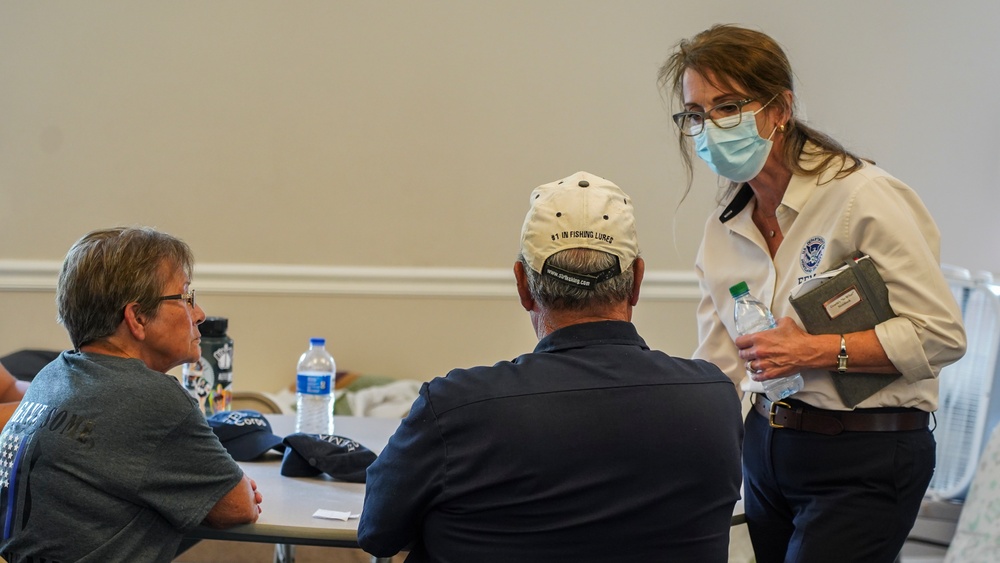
xmin=2 ymin=1 xmax=997 ymax=391
xmin=0 ymin=279 xmax=700 ymax=393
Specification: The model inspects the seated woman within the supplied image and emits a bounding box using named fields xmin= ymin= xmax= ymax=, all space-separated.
xmin=0 ymin=226 xmax=262 ymax=563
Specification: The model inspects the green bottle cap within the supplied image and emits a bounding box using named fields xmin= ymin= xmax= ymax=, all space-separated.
xmin=729 ymin=281 xmax=749 ymax=298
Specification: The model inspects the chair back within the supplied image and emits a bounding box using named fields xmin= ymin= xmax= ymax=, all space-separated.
xmin=944 ymin=423 xmax=1000 ymax=561
xmin=230 ymin=391 xmax=284 ymax=414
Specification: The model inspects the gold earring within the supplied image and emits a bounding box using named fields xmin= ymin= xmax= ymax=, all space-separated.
xmin=778 ymin=123 xmax=786 ymax=132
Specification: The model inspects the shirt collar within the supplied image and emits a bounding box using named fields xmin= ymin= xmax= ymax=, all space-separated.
xmin=779 ymin=172 xmax=812 ymax=215
xmin=719 ymin=184 xmax=754 ymax=224
xmin=717 ymin=152 xmax=824 ymax=225
xmin=533 ymin=320 xmax=648 ymax=354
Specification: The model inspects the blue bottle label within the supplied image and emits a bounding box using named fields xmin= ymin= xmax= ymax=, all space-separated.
xmin=297 ymin=374 xmax=332 ymax=395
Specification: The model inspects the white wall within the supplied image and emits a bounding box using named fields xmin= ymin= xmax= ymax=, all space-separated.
xmin=1 ymin=1 xmax=996 ymax=392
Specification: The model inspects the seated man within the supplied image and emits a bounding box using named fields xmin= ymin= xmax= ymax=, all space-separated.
xmin=358 ymin=172 xmax=743 ymax=562
xmin=0 ymin=227 xmax=262 ymax=563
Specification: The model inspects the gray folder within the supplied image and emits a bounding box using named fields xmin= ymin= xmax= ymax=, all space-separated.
xmin=788 ymin=251 xmax=899 ymax=408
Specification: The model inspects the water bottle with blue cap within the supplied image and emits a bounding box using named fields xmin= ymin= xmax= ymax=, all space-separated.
xmin=295 ymin=337 xmax=336 ymax=435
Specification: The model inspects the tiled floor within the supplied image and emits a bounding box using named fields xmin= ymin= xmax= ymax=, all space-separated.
xmin=897 ymin=540 xmax=949 ymax=563
xmin=173 ymin=526 xmax=755 ymax=563
xmin=3 ymin=531 xmax=946 ymax=563
xmin=173 ymin=541 xmax=405 ymax=562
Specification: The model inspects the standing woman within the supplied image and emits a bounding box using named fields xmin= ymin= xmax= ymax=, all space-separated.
xmin=659 ymin=25 xmax=966 ymax=563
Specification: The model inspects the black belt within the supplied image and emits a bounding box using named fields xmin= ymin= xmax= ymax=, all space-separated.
xmin=752 ymin=394 xmax=929 ymax=436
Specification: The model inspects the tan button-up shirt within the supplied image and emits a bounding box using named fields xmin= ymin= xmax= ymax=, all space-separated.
xmin=693 ymin=158 xmax=966 ymax=411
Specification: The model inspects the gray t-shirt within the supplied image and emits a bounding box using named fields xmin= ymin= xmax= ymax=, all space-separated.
xmin=0 ymin=351 xmax=244 ymax=563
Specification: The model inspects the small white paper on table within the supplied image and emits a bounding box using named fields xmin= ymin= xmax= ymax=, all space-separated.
xmin=312 ymin=509 xmax=360 ymax=521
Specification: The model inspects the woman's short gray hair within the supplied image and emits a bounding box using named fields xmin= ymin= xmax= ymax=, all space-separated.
xmin=519 ymin=248 xmax=635 ymax=311
xmin=57 ymin=226 xmax=194 ymax=349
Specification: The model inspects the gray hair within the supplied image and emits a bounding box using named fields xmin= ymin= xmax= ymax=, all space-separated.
xmin=57 ymin=226 xmax=194 ymax=349
xmin=519 ymin=248 xmax=635 ymax=311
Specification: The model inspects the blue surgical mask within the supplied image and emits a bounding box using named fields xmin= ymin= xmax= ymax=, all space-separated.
xmin=693 ymin=112 xmax=775 ymax=183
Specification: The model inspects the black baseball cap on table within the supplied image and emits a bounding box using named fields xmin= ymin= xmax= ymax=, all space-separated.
xmin=208 ymin=410 xmax=286 ymax=461
xmin=280 ymin=433 xmax=377 ymax=483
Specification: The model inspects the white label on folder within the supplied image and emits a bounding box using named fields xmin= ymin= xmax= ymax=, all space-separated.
xmin=824 ymin=286 xmax=862 ymax=319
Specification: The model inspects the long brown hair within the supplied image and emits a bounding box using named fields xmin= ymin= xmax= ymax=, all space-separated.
xmin=658 ymin=24 xmax=868 ymax=199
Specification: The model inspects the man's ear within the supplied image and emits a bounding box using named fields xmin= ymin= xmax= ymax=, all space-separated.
xmin=629 ymin=257 xmax=644 ymax=307
xmin=514 ymin=261 xmax=535 ymax=312
xmin=122 ymin=303 xmax=148 ymax=341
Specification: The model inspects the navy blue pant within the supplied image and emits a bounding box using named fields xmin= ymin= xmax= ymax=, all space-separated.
xmin=743 ymin=406 xmax=935 ymax=563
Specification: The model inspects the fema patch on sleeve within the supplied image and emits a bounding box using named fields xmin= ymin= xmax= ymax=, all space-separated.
xmin=800 ymin=236 xmax=826 ymax=274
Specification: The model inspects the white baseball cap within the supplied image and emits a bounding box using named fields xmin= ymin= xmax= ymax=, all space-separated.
xmin=520 ymin=171 xmax=638 ymax=290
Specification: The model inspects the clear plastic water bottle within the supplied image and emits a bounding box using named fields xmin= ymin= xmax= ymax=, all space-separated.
xmin=295 ymin=337 xmax=336 ymax=435
xmin=730 ymin=281 xmax=804 ymax=401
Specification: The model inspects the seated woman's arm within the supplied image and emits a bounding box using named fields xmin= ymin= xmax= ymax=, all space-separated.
xmin=203 ymin=475 xmax=262 ymax=528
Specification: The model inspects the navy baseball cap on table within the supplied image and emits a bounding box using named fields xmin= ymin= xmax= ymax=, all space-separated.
xmin=280 ymin=433 xmax=377 ymax=483
xmin=208 ymin=410 xmax=286 ymax=461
